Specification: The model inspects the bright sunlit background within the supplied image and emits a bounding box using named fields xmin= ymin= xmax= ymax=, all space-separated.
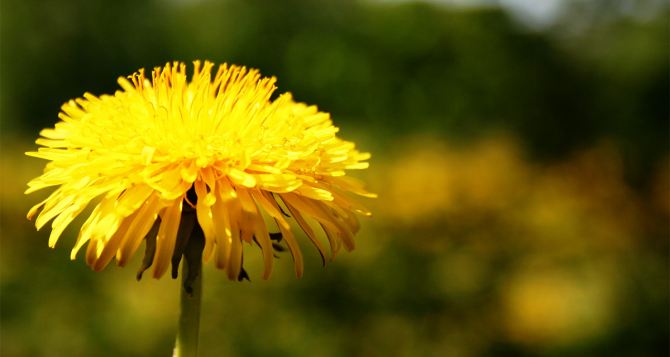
xmin=1 ymin=0 xmax=667 ymax=356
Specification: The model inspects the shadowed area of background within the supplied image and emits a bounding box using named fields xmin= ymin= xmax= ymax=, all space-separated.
xmin=1 ymin=0 xmax=667 ymax=356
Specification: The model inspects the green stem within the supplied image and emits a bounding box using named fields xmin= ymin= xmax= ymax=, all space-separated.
xmin=174 ymin=259 xmax=202 ymax=357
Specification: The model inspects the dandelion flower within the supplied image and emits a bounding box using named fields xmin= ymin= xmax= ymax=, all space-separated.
xmin=26 ymin=60 xmax=375 ymax=281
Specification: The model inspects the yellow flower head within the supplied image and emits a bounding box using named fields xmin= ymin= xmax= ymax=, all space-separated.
xmin=26 ymin=61 xmax=375 ymax=281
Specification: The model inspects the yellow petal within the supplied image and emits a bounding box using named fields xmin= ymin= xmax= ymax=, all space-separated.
xmin=325 ymin=176 xmax=377 ymax=198
xmin=295 ymin=184 xmax=334 ymax=201
xmin=212 ymin=193 xmax=232 ymax=269
xmin=226 ymin=202 xmax=243 ymax=280
xmin=235 ymin=188 xmax=273 ymax=278
xmin=152 ymin=200 xmax=182 ymax=278
xmin=92 ymin=212 xmax=137 ymax=271
xmin=276 ymin=218 xmax=303 ymax=278
xmin=194 ymin=180 xmax=216 ymax=261
xmin=116 ymin=194 xmax=162 ymax=266
xmin=227 ymin=168 xmax=256 ymax=187
xmin=283 ymin=196 xmax=327 ymax=265
xmin=251 ymin=190 xmax=289 ymax=229
xmin=48 ymin=196 xmax=89 ymax=248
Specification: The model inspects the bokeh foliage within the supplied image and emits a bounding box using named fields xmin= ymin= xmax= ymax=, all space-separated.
xmin=1 ymin=0 xmax=667 ymax=356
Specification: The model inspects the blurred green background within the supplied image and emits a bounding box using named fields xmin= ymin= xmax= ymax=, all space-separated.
xmin=1 ymin=0 xmax=667 ymax=356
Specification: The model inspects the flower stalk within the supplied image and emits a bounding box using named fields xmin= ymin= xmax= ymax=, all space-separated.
xmin=174 ymin=225 xmax=205 ymax=357
xmin=174 ymin=264 xmax=201 ymax=357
